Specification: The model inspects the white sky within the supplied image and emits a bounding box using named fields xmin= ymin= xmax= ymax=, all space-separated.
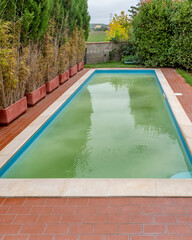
xmin=88 ymin=0 xmax=139 ymax=24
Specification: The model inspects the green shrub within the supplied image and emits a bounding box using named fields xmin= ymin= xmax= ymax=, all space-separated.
xmin=169 ymin=0 xmax=192 ymax=71
xmin=132 ymin=0 xmax=174 ymax=67
xmin=121 ymin=41 xmax=136 ymax=57
xmin=131 ymin=0 xmax=192 ymax=71
xmin=121 ymin=55 xmax=139 ymax=63
xmin=109 ymin=49 xmax=117 ymax=60
xmin=120 ymin=41 xmax=138 ymax=63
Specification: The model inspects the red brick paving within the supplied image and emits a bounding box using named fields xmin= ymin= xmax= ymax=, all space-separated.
xmin=0 ymin=68 xmax=192 ymax=239
xmin=161 ymin=68 xmax=192 ymax=122
xmin=0 ymin=198 xmax=191 ymax=239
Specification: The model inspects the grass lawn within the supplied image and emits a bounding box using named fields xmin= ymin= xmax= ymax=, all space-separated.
xmin=85 ymin=61 xmax=143 ymax=68
xmin=177 ymin=69 xmax=192 ymax=86
xmin=87 ymin=31 xmax=107 ymax=42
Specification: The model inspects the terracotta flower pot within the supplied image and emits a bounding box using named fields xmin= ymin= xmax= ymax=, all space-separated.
xmin=59 ymin=70 xmax=69 ymax=84
xmin=77 ymin=62 xmax=84 ymax=72
xmin=69 ymin=64 xmax=78 ymax=77
xmin=26 ymin=84 xmax=46 ymax=106
xmin=46 ymin=76 xmax=60 ymax=93
xmin=0 ymin=97 xmax=27 ymax=125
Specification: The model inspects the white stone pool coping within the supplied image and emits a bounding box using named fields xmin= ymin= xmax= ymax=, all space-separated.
xmin=0 ymin=68 xmax=192 ymax=197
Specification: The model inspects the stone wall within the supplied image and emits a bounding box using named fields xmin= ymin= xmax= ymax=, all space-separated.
xmin=85 ymin=42 xmax=122 ymax=64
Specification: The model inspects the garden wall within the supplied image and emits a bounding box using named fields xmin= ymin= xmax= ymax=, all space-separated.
xmin=85 ymin=42 xmax=121 ymax=64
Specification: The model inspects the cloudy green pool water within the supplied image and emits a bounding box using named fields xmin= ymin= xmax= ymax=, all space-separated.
xmin=2 ymin=71 xmax=192 ymax=178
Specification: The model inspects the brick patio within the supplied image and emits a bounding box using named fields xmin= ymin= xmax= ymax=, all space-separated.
xmin=0 ymin=68 xmax=192 ymax=239
xmin=0 ymin=197 xmax=192 ymax=239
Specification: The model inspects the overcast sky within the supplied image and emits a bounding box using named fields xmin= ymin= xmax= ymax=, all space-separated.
xmin=88 ymin=0 xmax=139 ymax=24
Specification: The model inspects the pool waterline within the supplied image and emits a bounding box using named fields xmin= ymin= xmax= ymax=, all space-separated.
xmin=0 ymin=69 xmax=192 ymax=196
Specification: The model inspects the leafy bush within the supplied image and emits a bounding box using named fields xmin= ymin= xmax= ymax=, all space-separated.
xmin=109 ymin=49 xmax=117 ymax=60
xmin=131 ymin=0 xmax=192 ymax=71
xmin=169 ymin=0 xmax=192 ymax=71
xmin=132 ymin=0 xmax=174 ymax=67
xmin=121 ymin=55 xmax=139 ymax=63
xmin=121 ymin=41 xmax=136 ymax=57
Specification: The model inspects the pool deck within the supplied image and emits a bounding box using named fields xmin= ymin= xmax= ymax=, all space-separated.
xmin=0 ymin=197 xmax=192 ymax=240
xmin=0 ymin=68 xmax=192 ymax=239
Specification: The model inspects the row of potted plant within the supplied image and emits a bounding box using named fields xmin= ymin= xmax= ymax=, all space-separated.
xmin=0 ymin=61 xmax=84 ymax=125
xmin=0 ymin=18 xmax=86 ymax=125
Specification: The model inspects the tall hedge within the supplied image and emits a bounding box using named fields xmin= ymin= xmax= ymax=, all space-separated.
xmin=131 ymin=0 xmax=192 ymax=70
xmin=0 ymin=0 xmax=52 ymax=42
xmin=0 ymin=0 xmax=90 ymax=108
xmin=0 ymin=0 xmax=90 ymax=42
xmin=169 ymin=0 xmax=192 ymax=70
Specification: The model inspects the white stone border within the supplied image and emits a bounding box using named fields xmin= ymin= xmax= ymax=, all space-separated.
xmin=0 ymin=68 xmax=192 ymax=197
xmin=155 ymin=69 xmax=192 ymax=154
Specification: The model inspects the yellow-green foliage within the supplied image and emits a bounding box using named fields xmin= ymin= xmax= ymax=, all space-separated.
xmin=44 ymin=21 xmax=59 ymax=82
xmin=0 ymin=21 xmax=29 ymax=108
xmin=58 ymin=35 xmax=70 ymax=74
xmin=77 ymin=29 xmax=86 ymax=63
xmin=69 ymin=28 xmax=78 ymax=67
xmin=0 ymin=21 xmax=18 ymax=89
xmin=19 ymin=47 xmax=30 ymax=84
xmin=106 ymin=11 xmax=131 ymax=42
xmin=0 ymin=21 xmax=87 ymax=108
xmin=26 ymin=44 xmax=46 ymax=92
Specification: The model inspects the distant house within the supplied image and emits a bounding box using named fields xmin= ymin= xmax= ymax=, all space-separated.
xmin=94 ymin=24 xmax=103 ymax=29
xmin=90 ymin=24 xmax=108 ymax=31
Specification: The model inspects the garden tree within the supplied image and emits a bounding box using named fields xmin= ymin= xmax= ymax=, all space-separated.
xmin=51 ymin=0 xmax=69 ymax=45
xmin=67 ymin=0 xmax=89 ymax=67
xmin=128 ymin=2 xmax=141 ymax=20
xmin=0 ymin=0 xmax=52 ymax=42
xmin=106 ymin=11 xmax=131 ymax=42
xmin=33 ymin=0 xmax=53 ymax=40
xmin=52 ymin=0 xmax=70 ymax=74
xmin=67 ymin=0 xmax=90 ymax=39
xmin=78 ymin=0 xmax=90 ymax=40
xmin=76 ymin=0 xmax=90 ymax=63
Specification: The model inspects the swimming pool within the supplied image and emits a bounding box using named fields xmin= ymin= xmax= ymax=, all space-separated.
xmin=0 ymin=70 xmax=192 ymax=179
